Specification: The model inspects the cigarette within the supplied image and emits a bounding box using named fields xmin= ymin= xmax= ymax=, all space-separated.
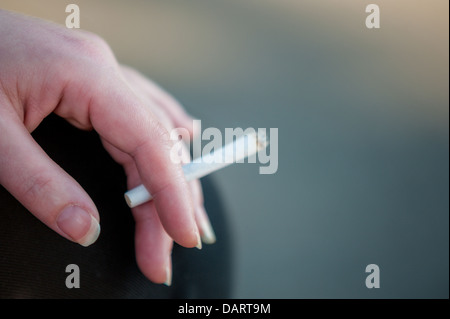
xmin=124 ymin=131 xmax=268 ymax=208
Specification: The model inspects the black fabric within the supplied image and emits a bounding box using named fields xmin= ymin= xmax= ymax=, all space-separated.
xmin=0 ymin=114 xmax=233 ymax=298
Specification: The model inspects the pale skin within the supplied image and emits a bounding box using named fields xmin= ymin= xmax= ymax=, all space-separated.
xmin=0 ymin=10 xmax=214 ymax=286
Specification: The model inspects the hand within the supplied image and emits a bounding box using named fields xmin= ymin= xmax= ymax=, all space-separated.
xmin=0 ymin=10 xmax=214 ymax=285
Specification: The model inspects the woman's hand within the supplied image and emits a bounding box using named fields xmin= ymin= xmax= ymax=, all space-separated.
xmin=0 ymin=10 xmax=214 ymax=285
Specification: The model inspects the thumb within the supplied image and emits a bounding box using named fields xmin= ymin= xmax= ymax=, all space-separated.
xmin=0 ymin=111 xmax=100 ymax=247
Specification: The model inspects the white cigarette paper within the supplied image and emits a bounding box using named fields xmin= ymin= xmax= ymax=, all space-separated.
xmin=124 ymin=131 xmax=268 ymax=208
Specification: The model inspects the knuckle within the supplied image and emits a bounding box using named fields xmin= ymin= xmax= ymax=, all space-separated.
xmin=63 ymin=31 xmax=116 ymax=67
xmin=78 ymin=34 xmax=115 ymax=64
xmin=154 ymin=121 xmax=172 ymax=142
xmin=21 ymin=172 xmax=54 ymax=206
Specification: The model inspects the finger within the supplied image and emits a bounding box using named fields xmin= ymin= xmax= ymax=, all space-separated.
xmin=120 ymin=65 xmax=196 ymax=139
xmin=0 ymin=108 xmax=100 ymax=247
xmin=105 ymin=145 xmax=173 ymax=284
xmin=189 ymin=178 xmax=216 ymax=245
xmin=146 ymin=82 xmax=194 ymax=136
xmin=177 ymin=140 xmax=215 ymax=245
xmin=75 ymin=72 xmax=200 ymax=248
xmin=175 ymin=142 xmax=214 ymax=245
xmin=133 ymin=200 xmax=173 ymax=286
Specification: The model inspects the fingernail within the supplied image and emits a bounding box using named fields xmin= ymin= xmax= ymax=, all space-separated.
xmin=198 ymin=207 xmax=216 ymax=245
xmin=57 ymin=205 xmax=100 ymax=247
xmin=195 ymin=230 xmax=202 ymax=250
xmin=200 ymin=215 xmax=216 ymax=245
xmin=164 ymin=266 xmax=172 ymax=287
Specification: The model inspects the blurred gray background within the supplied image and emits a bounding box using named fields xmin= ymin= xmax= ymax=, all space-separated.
xmin=2 ymin=0 xmax=448 ymax=298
